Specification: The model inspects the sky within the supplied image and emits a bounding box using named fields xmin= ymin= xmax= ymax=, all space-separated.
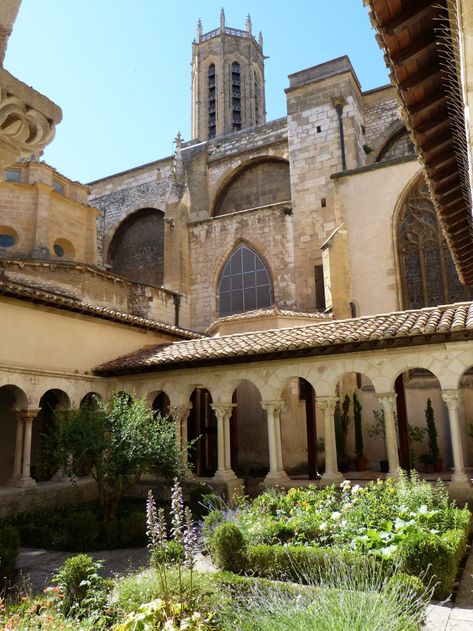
xmin=5 ymin=1 xmax=390 ymax=184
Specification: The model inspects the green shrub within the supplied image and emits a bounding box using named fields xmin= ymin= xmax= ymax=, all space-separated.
xmin=210 ymin=522 xmax=247 ymax=573
xmin=387 ymin=573 xmax=425 ymax=599
xmin=246 ymin=544 xmax=392 ymax=584
xmin=64 ymin=511 xmax=99 ymax=551
xmin=151 ymin=540 xmax=184 ymax=566
xmin=17 ymin=524 xmax=52 ymax=548
xmin=397 ymin=528 xmax=467 ymax=597
xmin=100 ymin=520 xmax=120 ymax=549
xmin=0 ymin=525 xmax=20 ymax=585
xmin=50 ymin=553 xmax=106 ymax=618
xmin=119 ymin=510 xmax=146 ymax=547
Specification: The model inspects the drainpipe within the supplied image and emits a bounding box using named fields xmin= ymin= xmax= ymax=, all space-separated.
xmin=173 ymin=294 xmax=181 ymax=327
xmin=332 ymin=96 xmax=347 ymax=172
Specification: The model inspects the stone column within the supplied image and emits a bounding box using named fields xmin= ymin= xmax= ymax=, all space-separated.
xmin=442 ymin=390 xmax=469 ymax=484
xmin=211 ymin=404 xmax=237 ymax=481
xmin=316 ymin=397 xmax=343 ymax=482
xmin=169 ymin=404 xmax=192 ymax=464
xmin=377 ymin=393 xmax=400 ymax=477
xmin=9 ymin=409 xmax=24 ymax=484
xmin=261 ymin=401 xmax=290 ymax=486
xmin=16 ymin=408 xmax=40 ymax=488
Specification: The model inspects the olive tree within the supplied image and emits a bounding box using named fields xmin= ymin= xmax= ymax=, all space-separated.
xmin=45 ymin=392 xmax=188 ymax=520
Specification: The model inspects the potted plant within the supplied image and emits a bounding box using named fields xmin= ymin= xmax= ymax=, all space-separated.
xmin=419 ymin=451 xmax=435 ymax=473
xmin=368 ymin=409 xmax=389 ymax=472
xmin=335 ymin=394 xmax=351 ymax=472
xmin=425 ymin=398 xmax=442 ymax=472
xmin=353 ymin=393 xmax=368 ymax=471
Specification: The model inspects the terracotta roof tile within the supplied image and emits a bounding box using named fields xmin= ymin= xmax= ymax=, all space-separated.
xmin=0 ymin=278 xmax=201 ymax=340
xmin=95 ymin=301 xmax=473 ymax=375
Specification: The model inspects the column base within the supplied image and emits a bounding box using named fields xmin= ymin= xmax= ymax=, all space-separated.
xmin=321 ymin=470 xmax=344 ymax=484
xmin=450 ymin=472 xmax=470 ymax=485
xmin=386 ymin=468 xmax=400 ymax=479
xmin=263 ymin=470 xmax=291 ymax=488
xmin=213 ymin=469 xmax=238 ymax=482
xmin=14 ymin=475 xmax=37 ymax=488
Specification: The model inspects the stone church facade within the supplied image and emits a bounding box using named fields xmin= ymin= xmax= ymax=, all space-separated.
xmin=1 ymin=4 xmax=473 ymax=510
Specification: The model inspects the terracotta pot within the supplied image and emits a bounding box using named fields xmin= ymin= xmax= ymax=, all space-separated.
xmin=355 ymin=456 xmax=368 ymax=471
xmin=434 ymin=457 xmax=443 ymax=473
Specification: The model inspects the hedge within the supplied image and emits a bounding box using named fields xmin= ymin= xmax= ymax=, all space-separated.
xmin=0 ymin=525 xmax=20 ymax=585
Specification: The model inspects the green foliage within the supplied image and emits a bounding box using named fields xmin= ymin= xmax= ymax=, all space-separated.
xmin=335 ymin=394 xmax=351 ymax=463
xmin=425 ymin=398 xmax=439 ymax=459
xmin=64 ymin=510 xmax=99 ymax=552
xmin=397 ymin=527 xmax=468 ymax=598
xmin=42 ymin=392 xmax=190 ymax=520
xmin=119 ymin=510 xmax=147 ymax=547
xmin=387 ymin=573 xmax=425 ymax=599
xmin=353 ymin=392 xmax=363 ymax=458
xmin=368 ymin=409 xmax=385 ymax=441
xmin=151 ymin=540 xmax=184 ymax=566
xmin=49 ymin=553 xmax=107 ymax=619
xmin=210 ymin=522 xmax=247 ymax=573
xmin=0 ymin=525 xmax=19 ymax=585
xmin=115 ymin=598 xmax=212 ymax=630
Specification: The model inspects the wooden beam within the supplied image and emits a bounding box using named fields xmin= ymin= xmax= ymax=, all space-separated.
xmin=390 ymin=31 xmax=437 ymax=65
xmin=383 ymin=0 xmax=434 ymax=35
xmin=398 ymin=64 xmax=440 ymax=91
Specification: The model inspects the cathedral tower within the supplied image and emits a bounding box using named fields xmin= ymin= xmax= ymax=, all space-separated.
xmin=191 ymin=10 xmax=266 ymax=140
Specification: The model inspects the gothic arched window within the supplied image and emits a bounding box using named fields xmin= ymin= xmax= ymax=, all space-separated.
xmin=398 ymin=177 xmax=473 ymax=309
xmin=218 ymin=246 xmax=272 ymax=317
xmin=231 ymin=62 xmax=241 ymax=132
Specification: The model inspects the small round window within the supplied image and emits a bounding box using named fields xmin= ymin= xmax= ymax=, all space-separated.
xmin=0 ymin=233 xmax=15 ymax=248
xmin=53 ymin=243 xmax=65 ymax=257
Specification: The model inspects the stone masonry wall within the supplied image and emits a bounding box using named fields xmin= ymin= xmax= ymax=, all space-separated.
xmin=362 ymin=85 xmax=403 ymax=161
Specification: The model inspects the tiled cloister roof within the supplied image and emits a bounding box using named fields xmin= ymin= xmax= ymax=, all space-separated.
xmin=95 ymin=301 xmax=473 ymax=375
xmin=0 ymin=277 xmax=201 ymax=340
xmin=205 ymin=307 xmax=331 ymax=334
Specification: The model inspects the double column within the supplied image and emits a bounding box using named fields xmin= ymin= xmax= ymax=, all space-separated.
xmin=376 ymin=393 xmax=400 ymax=477
xmin=261 ymin=400 xmax=290 ymax=486
xmin=11 ymin=408 xmax=39 ymax=488
xmin=211 ymin=403 xmax=237 ymax=481
xmin=442 ymin=390 xmax=468 ymax=484
xmin=169 ymin=404 xmax=192 ymax=465
xmin=317 ymin=396 xmax=343 ymax=483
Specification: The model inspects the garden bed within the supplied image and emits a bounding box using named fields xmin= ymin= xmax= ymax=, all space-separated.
xmin=204 ymin=472 xmax=471 ymax=598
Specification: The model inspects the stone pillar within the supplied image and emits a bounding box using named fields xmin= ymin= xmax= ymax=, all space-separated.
xmin=377 ymin=393 xmax=400 ymax=477
xmin=15 ymin=408 xmax=40 ymax=488
xmin=170 ymin=404 xmax=192 ymax=464
xmin=317 ymin=397 xmax=343 ymax=482
xmin=211 ymin=404 xmax=237 ymax=481
xmin=261 ymin=401 xmax=290 ymax=486
xmin=442 ymin=390 xmax=469 ymax=484
xmin=9 ymin=409 xmax=24 ymax=484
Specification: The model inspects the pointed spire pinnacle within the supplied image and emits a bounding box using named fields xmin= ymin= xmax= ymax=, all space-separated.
xmin=258 ymin=30 xmax=263 ymax=48
xmin=196 ymin=18 xmax=202 ymax=42
xmin=246 ymin=14 xmax=252 ymax=34
xmin=175 ymin=131 xmax=182 ymax=149
xmin=220 ymin=7 xmax=225 ymax=32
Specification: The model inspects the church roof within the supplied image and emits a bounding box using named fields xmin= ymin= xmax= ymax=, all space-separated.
xmin=205 ymin=307 xmax=331 ymax=335
xmin=0 ymin=276 xmax=201 ymax=340
xmin=94 ymin=301 xmax=473 ymax=375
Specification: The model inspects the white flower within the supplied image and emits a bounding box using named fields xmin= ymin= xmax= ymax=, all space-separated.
xmin=340 ymin=480 xmax=351 ymax=490
xmin=331 ymin=511 xmax=341 ymax=520
xmin=319 ymin=522 xmax=327 ymax=531
xmin=351 ymin=484 xmax=361 ymax=494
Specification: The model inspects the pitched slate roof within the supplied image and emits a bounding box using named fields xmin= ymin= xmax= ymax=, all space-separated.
xmin=95 ymin=301 xmax=473 ymax=375
xmin=0 ymin=277 xmax=201 ymax=340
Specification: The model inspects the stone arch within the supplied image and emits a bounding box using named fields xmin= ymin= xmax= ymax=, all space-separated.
xmin=80 ymin=392 xmax=102 ymax=409
xmin=188 ymin=387 xmax=217 ymax=476
xmin=395 ymin=174 xmax=473 ymax=310
xmin=0 ymin=384 xmax=28 ymax=484
xmin=107 ymin=207 xmax=165 ymax=286
xmin=31 ymin=388 xmax=71 ymax=481
xmin=211 ymin=157 xmax=291 ymax=217
xmin=151 ymin=391 xmax=171 ymax=416
xmin=216 ymin=242 xmax=273 ymax=317
xmin=52 ymin=237 xmax=75 ymax=260
xmin=458 ymin=364 xmax=473 ymax=467
xmin=229 ymin=379 xmax=268 ymax=477
xmin=375 ymin=125 xmax=415 ymax=163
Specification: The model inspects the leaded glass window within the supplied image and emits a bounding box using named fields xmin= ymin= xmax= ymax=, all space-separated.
xmin=398 ymin=177 xmax=473 ymax=309
xmin=218 ymin=246 xmax=272 ymax=316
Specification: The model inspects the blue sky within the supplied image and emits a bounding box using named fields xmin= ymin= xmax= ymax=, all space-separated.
xmin=5 ymin=1 xmax=389 ymax=183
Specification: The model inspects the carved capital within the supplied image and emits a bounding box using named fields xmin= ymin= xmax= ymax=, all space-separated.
xmin=442 ymin=389 xmax=460 ymax=411
xmin=211 ymin=403 xmax=235 ymax=423
xmin=169 ymin=404 xmax=192 ymax=422
xmin=261 ymin=400 xmax=284 ymax=416
xmin=316 ymin=396 xmax=339 ymax=415
xmin=19 ymin=408 xmax=40 ymax=424
xmin=377 ymin=393 xmax=397 ymax=414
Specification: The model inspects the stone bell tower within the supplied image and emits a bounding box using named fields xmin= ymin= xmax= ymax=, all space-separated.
xmin=191 ymin=9 xmax=266 ymax=140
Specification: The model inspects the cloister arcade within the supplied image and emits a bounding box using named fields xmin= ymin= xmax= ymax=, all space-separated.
xmin=2 ymin=338 xmax=472 ymax=497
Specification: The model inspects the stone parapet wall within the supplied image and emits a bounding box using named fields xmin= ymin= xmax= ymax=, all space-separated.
xmin=207 ymin=117 xmax=287 ymax=162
